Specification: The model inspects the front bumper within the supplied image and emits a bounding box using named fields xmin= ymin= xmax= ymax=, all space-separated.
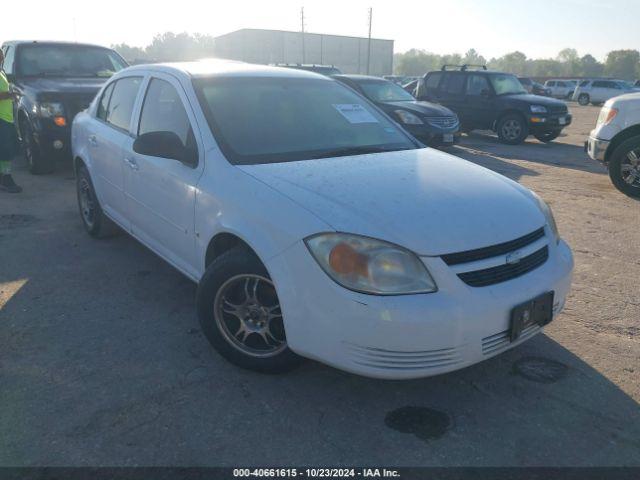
xmin=267 ymin=236 xmax=574 ymax=380
xmin=33 ymin=120 xmax=72 ymax=159
xmin=585 ymin=135 xmax=610 ymax=162
xmin=405 ymin=125 xmax=460 ymax=147
xmin=528 ymin=113 xmax=572 ymax=130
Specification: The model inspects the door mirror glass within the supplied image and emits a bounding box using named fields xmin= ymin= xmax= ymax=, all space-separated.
xmin=133 ymin=131 xmax=197 ymax=165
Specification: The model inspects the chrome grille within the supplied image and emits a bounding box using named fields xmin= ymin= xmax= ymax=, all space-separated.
xmin=426 ymin=116 xmax=459 ymax=129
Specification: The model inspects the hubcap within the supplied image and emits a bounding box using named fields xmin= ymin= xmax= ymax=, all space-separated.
xmin=621 ymin=149 xmax=640 ymax=188
xmin=78 ymin=177 xmax=96 ymax=227
xmin=214 ymin=274 xmax=286 ymax=358
xmin=502 ymin=119 xmax=522 ymax=140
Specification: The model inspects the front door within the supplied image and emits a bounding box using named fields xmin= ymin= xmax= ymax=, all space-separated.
xmin=123 ymin=75 xmax=204 ymax=278
xmin=464 ymin=74 xmax=494 ymax=129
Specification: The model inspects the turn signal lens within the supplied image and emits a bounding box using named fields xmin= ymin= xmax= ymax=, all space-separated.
xmin=53 ymin=116 xmax=67 ymax=127
xmin=305 ymin=233 xmax=437 ymax=295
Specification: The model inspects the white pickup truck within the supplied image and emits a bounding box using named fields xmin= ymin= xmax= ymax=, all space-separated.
xmin=586 ymin=92 xmax=640 ymax=198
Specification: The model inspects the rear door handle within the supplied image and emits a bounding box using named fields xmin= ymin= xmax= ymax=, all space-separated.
xmin=124 ymin=157 xmax=139 ymax=171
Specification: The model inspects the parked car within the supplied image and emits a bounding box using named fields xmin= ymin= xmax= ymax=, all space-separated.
xmin=402 ymin=79 xmax=419 ymax=95
xmin=416 ymin=65 xmax=572 ymax=144
xmin=519 ymin=77 xmax=551 ymax=96
xmin=72 ymin=61 xmax=573 ymax=379
xmin=635 ymin=80 xmax=640 ymax=88
xmin=333 ymin=74 xmax=460 ymax=147
xmin=572 ymin=79 xmax=638 ymax=106
xmin=586 ymin=92 xmax=640 ymax=198
xmin=274 ymin=63 xmax=341 ymax=76
xmin=544 ymin=79 xmax=576 ymax=99
xmin=0 ymin=41 xmax=128 ymax=174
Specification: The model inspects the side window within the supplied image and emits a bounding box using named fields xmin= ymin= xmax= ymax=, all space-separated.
xmin=2 ymin=46 xmax=15 ymax=75
xmin=425 ymin=72 xmax=442 ymax=89
xmin=96 ymin=83 xmax=115 ymax=121
xmin=466 ymin=75 xmax=490 ymax=96
xmin=138 ymin=78 xmax=196 ymax=161
xmin=580 ymin=80 xmax=590 ymax=87
xmin=442 ymin=73 xmax=466 ymax=94
xmin=106 ymin=76 xmax=143 ymax=131
xmin=548 ymin=81 xmax=556 ymax=87
xmin=592 ymin=81 xmax=607 ymax=88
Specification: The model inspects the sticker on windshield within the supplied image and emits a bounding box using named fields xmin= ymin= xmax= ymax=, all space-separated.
xmin=332 ymin=104 xmax=379 ymax=124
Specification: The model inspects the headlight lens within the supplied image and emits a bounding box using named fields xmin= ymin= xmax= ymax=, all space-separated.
xmin=395 ymin=110 xmax=424 ymax=125
xmin=38 ymin=102 xmax=65 ymax=118
xmin=597 ymin=106 xmax=618 ymax=126
xmin=305 ymin=233 xmax=437 ymax=295
xmin=530 ymin=105 xmax=548 ymax=114
xmin=532 ymin=193 xmax=560 ymax=244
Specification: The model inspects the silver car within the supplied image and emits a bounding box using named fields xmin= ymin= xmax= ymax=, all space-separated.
xmin=573 ymin=79 xmax=638 ymax=106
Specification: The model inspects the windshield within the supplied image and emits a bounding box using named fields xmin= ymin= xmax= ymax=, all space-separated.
xmin=489 ymin=74 xmax=527 ymax=95
xmin=194 ymin=77 xmax=417 ymax=165
xmin=17 ymin=44 xmax=127 ymax=78
xmin=359 ymin=80 xmax=416 ymax=102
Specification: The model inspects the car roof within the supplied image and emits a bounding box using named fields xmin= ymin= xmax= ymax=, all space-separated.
xmin=122 ymin=59 xmax=333 ymax=81
xmin=1 ymin=40 xmax=112 ymax=49
xmin=333 ymin=74 xmax=387 ymax=82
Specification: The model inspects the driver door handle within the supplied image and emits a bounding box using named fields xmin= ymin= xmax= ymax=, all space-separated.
xmin=124 ymin=157 xmax=139 ymax=171
xmin=88 ymin=135 xmax=98 ymax=147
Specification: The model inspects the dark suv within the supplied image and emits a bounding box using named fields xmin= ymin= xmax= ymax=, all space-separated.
xmin=0 ymin=41 xmax=128 ymax=173
xmin=415 ymin=65 xmax=572 ymax=144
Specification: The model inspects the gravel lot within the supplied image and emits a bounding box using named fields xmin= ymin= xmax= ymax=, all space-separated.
xmin=1 ymin=105 xmax=639 ymax=467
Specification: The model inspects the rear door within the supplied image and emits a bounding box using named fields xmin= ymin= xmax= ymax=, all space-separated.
xmin=123 ymin=74 xmax=204 ymax=278
xmin=88 ymin=76 xmax=143 ymax=228
xmin=591 ymin=81 xmax=610 ymax=102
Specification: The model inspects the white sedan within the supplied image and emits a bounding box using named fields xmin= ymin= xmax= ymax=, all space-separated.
xmin=72 ymin=60 xmax=574 ymax=379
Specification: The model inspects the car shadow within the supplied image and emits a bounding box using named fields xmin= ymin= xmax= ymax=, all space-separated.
xmin=1 ymin=217 xmax=639 ymax=467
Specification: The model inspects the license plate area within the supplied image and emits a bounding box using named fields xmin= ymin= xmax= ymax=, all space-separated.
xmin=510 ymin=291 xmax=554 ymax=342
xmin=558 ymin=117 xmax=566 ymax=125
xmin=443 ymin=133 xmax=454 ymax=143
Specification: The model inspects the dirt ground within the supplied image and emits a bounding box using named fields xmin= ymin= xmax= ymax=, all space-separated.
xmin=1 ymin=105 xmax=639 ymax=467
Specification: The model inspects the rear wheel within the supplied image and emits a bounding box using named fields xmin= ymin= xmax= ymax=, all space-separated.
xmin=197 ymin=247 xmax=303 ymax=374
xmin=22 ymin=120 xmax=54 ymax=175
xmin=577 ymin=94 xmax=590 ymax=106
xmin=76 ymin=165 xmax=118 ymax=237
xmin=497 ymin=114 xmax=528 ymax=145
xmin=608 ymin=136 xmax=640 ymax=198
xmin=534 ymin=130 xmax=561 ymax=143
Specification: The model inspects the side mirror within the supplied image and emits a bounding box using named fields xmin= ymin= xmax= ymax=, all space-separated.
xmin=133 ymin=131 xmax=197 ymax=166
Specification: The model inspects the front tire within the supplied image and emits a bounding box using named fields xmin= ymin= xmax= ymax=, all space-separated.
xmin=76 ymin=165 xmax=118 ymax=237
xmin=497 ymin=114 xmax=528 ymax=145
xmin=22 ymin=121 xmax=54 ymax=175
xmin=534 ymin=130 xmax=561 ymax=143
xmin=577 ymin=94 xmax=590 ymax=106
xmin=197 ymin=247 xmax=303 ymax=374
xmin=608 ymin=136 xmax=640 ymax=198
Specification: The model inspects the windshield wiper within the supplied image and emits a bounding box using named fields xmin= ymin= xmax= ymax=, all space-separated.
xmin=308 ymin=145 xmax=414 ymax=160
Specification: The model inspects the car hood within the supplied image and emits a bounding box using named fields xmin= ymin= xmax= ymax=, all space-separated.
xmin=17 ymin=77 xmax=107 ymax=96
xmin=500 ymin=93 xmax=566 ymax=107
xmin=382 ymin=100 xmax=456 ymax=117
xmin=238 ymin=148 xmax=546 ymax=256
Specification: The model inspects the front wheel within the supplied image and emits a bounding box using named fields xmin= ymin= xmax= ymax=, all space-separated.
xmin=497 ymin=114 xmax=528 ymax=145
xmin=608 ymin=136 xmax=640 ymax=198
xmin=534 ymin=130 xmax=561 ymax=143
xmin=577 ymin=94 xmax=590 ymax=106
xmin=197 ymin=247 xmax=303 ymax=374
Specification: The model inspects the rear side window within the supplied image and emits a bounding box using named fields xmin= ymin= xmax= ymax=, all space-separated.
xmin=442 ymin=73 xmax=466 ymax=94
xmin=97 ymin=83 xmax=115 ymax=121
xmin=557 ymin=81 xmax=566 ymax=87
xmin=138 ymin=78 xmax=196 ymax=156
xmin=425 ymin=72 xmax=442 ymax=89
xmin=106 ymin=76 xmax=143 ymax=131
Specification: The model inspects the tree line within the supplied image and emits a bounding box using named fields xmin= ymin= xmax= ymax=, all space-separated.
xmin=393 ymin=48 xmax=640 ymax=80
xmin=112 ymin=33 xmax=640 ymax=81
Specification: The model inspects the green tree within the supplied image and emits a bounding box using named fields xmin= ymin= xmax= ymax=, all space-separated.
xmin=556 ymin=48 xmax=580 ymax=76
xmin=462 ymin=49 xmax=486 ymax=66
xmin=604 ymin=50 xmax=640 ymax=80
xmin=578 ymin=54 xmax=604 ymax=77
xmin=111 ymin=43 xmax=147 ymax=64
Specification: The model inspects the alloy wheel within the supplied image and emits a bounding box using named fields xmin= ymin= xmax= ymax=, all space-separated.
xmin=621 ymin=148 xmax=640 ymax=188
xmin=501 ymin=119 xmax=522 ymax=141
xmin=214 ymin=274 xmax=287 ymax=358
xmin=78 ymin=177 xmax=96 ymax=228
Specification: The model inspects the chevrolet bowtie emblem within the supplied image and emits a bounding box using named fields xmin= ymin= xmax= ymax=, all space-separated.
xmin=506 ymin=251 xmax=523 ymax=265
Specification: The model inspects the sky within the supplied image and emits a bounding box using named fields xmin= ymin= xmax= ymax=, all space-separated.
xmin=2 ymin=0 xmax=639 ymax=61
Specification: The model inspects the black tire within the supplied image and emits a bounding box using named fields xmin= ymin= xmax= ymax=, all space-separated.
xmin=22 ymin=120 xmax=54 ymax=175
xmin=76 ymin=164 xmax=119 ymax=237
xmin=497 ymin=114 xmax=529 ymax=145
xmin=577 ymin=94 xmax=590 ymax=106
xmin=534 ymin=130 xmax=562 ymax=143
xmin=197 ymin=247 xmax=303 ymax=374
xmin=608 ymin=136 xmax=640 ymax=199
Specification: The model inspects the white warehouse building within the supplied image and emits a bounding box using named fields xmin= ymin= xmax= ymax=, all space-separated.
xmin=213 ymin=29 xmax=394 ymax=76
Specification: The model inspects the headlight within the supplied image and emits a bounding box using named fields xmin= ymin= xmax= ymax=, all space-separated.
xmin=597 ymin=107 xmax=618 ymax=126
xmin=532 ymin=193 xmax=560 ymax=244
xmin=394 ymin=110 xmax=424 ymax=125
xmin=305 ymin=233 xmax=437 ymax=295
xmin=530 ymin=105 xmax=547 ymax=114
xmin=38 ymin=102 xmax=65 ymax=118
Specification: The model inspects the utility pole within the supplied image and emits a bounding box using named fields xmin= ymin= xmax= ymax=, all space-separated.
xmin=366 ymin=7 xmax=372 ymax=75
xmin=301 ymin=7 xmax=306 ymax=64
